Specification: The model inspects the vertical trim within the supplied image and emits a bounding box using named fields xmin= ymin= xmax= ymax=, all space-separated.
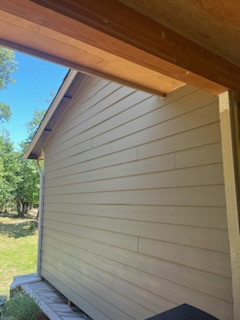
xmin=36 ymin=160 xmax=45 ymax=276
xmin=219 ymin=91 xmax=240 ymax=320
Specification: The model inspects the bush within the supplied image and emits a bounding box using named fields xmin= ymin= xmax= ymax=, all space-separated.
xmin=1 ymin=292 xmax=41 ymax=320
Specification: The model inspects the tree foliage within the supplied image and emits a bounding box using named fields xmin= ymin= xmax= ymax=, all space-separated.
xmin=0 ymin=48 xmax=44 ymax=217
xmin=0 ymin=48 xmax=17 ymax=90
xmin=26 ymin=109 xmax=45 ymax=143
xmin=0 ymin=48 xmax=17 ymax=212
xmin=15 ymin=109 xmax=45 ymax=217
xmin=0 ymin=103 xmax=11 ymax=125
xmin=0 ymin=136 xmax=18 ymax=211
xmin=0 ymin=48 xmax=15 ymax=126
xmin=15 ymin=156 xmax=40 ymax=217
xmin=0 ymin=111 xmax=44 ymax=216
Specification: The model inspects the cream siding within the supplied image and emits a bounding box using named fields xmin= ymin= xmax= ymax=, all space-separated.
xmin=42 ymin=76 xmax=233 ymax=320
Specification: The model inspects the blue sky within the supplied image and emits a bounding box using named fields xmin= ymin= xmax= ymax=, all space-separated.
xmin=0 ymin=51 xmax=68 ymax=149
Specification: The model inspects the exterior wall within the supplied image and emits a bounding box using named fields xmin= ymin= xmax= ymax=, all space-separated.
xmin=42 ymin=76 xmax=233 ymax=320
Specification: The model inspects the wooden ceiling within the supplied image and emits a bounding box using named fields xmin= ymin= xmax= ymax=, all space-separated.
xmin=120 ymin=0 xmax=240 ymax=67
xmin=0 ymin=0 xmax=240 ymax=95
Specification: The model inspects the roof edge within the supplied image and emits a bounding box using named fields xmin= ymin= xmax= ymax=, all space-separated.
xmin=24 ymin=69 xmax=78 ymax=160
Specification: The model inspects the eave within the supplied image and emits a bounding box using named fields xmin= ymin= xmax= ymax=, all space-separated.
xmin=1 ymin=0 xmax=240 ymax=95
xmin=24 ymin=70 xmax=84 ymax=160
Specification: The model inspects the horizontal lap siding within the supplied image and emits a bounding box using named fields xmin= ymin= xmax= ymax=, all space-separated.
xmin=42 ymin=76 xmax=233 ymax=320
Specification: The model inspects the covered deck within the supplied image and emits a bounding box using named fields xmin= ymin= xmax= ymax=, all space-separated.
xmin=1 ymin=1 xmax=240 ymax=319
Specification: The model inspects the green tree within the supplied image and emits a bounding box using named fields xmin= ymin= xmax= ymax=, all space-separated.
xmin=15 ymin=109 xmax=45 ymax=217
xmin=0 ymin=103 xmax=11 ymax=125
xmin=0 ymin=136 xmax=19 ymax=211
xmin=15 ymin=156 xmax=40 ymax=217
xmin=0 ymin=48 xmax=16 ymax=126
xmin=26 ymin=109 xmax=45 ymax=143
xmin=0 ymin=48 xmax=45 ymax=217
xmin=0 ymin=48 xmax=18 ymax=213
xmin=0 ymin=47 xmax=17 ymax=90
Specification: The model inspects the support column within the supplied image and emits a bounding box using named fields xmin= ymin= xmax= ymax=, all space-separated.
xmin=219 ymin=91 xmax=240 ymax=320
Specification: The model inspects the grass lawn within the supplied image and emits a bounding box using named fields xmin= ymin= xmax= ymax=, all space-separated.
xmin=0 ymin=212 xmax=38 ymax=296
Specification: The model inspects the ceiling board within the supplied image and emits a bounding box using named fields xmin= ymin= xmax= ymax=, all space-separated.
xmin=120 ymin=0 xmax=240 ymax=67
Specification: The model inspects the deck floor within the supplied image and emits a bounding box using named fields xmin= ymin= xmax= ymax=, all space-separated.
xmin=12 ymin=274 xmax=91 ymax=320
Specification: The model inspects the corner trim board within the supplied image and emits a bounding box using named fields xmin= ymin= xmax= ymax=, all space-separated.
xmin=219 ymin=91 xmax=240 ymax=320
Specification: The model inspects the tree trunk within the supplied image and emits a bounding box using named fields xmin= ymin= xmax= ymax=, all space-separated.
xmin=17 ymin=202 xmax=21 ymax=215
xmin=18 ymin=209 xmax=24 ymax=218
xmin=23 ymin=202 xmax=29 ymax=216
xmin=17 ymin=202 xmax=27 ymax=218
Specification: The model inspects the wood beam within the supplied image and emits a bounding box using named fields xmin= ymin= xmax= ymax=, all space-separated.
xmin=0 ymin=0 xmax=237 ymax=94
xmin=0 ymin=9 xmax=182 ymax=96
xmin=3 ymin=0 xmax=239 ymax=94
xmin=219 ymin=91 xmax=240 ymax=320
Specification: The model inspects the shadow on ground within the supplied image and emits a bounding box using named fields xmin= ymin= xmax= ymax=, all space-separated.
xmin=0 ymin=212 xmax=34 ymax=220
xmin=0 ymin=213 xmax=37 ymax=239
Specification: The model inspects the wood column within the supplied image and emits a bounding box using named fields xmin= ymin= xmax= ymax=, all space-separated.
xmin=219 ymin=91 xmax=240 ymax=320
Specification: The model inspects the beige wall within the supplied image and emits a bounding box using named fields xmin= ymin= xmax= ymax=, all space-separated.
xmin=42 ymin=76 xmax=233 ymax=320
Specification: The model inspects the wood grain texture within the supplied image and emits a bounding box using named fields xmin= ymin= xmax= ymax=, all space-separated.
xmin=42 ymin=78 xmax=233 ymax=319
xmin=0 ymin=4 xmax=182 ymax=95
xmin=1 ymin=0 xmax=240 ymax=93
xmin=120 ymin=0 xmax=240 ymax=67
xmin=21 ymin=278 xmax=90 ymax=320
xmin=219 ymin=91 xmax=240 ymax=320
xmin=30 ymin=0 xmax=235 ymax=93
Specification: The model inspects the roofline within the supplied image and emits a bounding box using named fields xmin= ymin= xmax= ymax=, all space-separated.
xmin=24 ymin=69 xmax=79 ymax=160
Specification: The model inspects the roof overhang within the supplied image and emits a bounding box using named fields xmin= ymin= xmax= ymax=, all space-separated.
xmin=24 ymin=69 xmax=84 ymax=160
xmin=1 ymin=1 xmax=240 ymax=95
xmin=4 ymin=0 xmax=240 ymax=158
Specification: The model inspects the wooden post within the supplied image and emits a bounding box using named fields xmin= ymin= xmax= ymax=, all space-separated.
xmin=219 ymin=91 xmax=240 ymax=320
